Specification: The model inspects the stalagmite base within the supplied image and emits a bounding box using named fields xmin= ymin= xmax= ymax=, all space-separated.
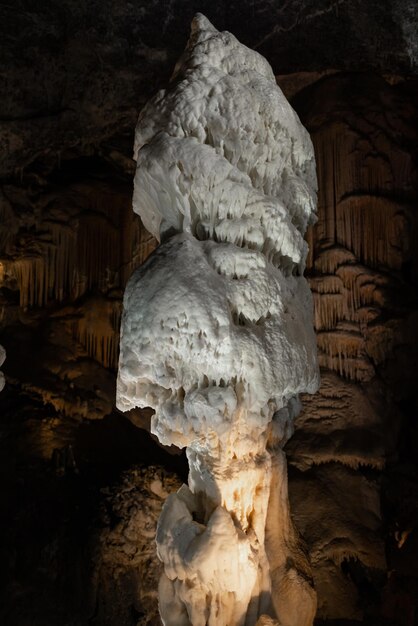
xmin=156 ymin=430 xmax=317 ymax=626
xmin=117 ymin=15 xmax=319 ymax=626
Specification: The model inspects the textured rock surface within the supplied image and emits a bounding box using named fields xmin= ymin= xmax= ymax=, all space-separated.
xmin=0 ymin=161 xmax=157 ymax=423
xmin=117 ymin=15 xmax=319 ymax=626
xmin=289 ymin=463 xmax=385 ymax=620
xmin=284 ymin=71 xmax=418 ymax=621
xmin=0 ymin=6 xmax=418 ymax=625
xmin=96 ymin=466 xmax=182 ymax=626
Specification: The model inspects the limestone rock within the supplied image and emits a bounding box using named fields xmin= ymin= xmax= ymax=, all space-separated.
xmin=118 ymin=14 xmax=319 ymax=626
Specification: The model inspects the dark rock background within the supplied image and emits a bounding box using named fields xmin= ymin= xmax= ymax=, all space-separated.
xmin=1 ymin=0 xmax=417 ymax=178
xmin=0 ymin=3 xmax=417 ymax=625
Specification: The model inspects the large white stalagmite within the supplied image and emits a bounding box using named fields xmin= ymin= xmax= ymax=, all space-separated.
xmin=117 ymin=14 xmax=320 ymax=626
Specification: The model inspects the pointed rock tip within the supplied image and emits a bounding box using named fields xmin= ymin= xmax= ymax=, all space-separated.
xmin=191 ymin=13 xmax=218 ymax=35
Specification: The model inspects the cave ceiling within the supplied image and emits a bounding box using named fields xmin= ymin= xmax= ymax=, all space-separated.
xmin=1 ymin=0 xmax=418 ymax=177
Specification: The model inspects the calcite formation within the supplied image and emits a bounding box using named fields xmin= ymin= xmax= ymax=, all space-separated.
xmin=0 ymin=182 xmax=155 ymax=315
xmin=283 ymin=71 xmax=418 ymax=620
xmin=117 ymin=14 xmax=319 ymax=626
xmin=301 ymin=73 xmax=416 ymax=385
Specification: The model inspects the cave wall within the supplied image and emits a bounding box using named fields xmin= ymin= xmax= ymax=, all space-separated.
xmin=1 ymin=6 xmax=418 ymax=625
xmin=284 ymin=72 xmax=418 ymax=622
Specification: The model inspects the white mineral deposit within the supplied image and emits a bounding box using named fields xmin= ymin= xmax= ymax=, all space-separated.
xmin=117 ymin=14 xmax=320 ymax=626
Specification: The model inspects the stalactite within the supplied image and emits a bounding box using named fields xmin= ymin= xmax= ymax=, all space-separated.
xmin=120 ymin=209 xmax=157 ymax=287
xmin=12 ymin=256 xmax=47 ymax=308
xmin=317 ymin=328 xmax=374 ymax=381
xmin=77 ymin=214 xmax=120 ymax=291
xmin=335 ymin=265 xmax=385 ymax=314
xmin=0 ymin=183 xmax=156 ymax=310
xmin=308 ymin=252 xmax=396 ymax=378
xmin=313 ymin=293 xmax=346 ymax=330
xmin=304 ymin=103 xmax=413 ymax=382
xmin=312 ymin=118 xmax=412 ymax=252
xmin=310 ymin=275 xmax=345 ymax=330
xmin=284 ymin=71 xmax=417 ymax=621
xmin=308 ymin=246 xmax=356 ymax=274
xmin=46 ymin=222 xmax=77 ymax=302
xmin=70 ymin=297 xmax=122 ymax=370
xmin=4 ymin=223 xmax=77 ymax=308
xmin=336 ymin=196 xmax=408 ymax=270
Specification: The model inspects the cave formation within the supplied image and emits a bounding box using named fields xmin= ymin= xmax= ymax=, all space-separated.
xmin=118 ymin=15 xmax=320 ymax=625
xmin=0 ymin=3 xmax=418 ymax=626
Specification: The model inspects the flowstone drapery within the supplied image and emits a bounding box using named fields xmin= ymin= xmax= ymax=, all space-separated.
xmin=117 ymin=15 xmax=319 ymax=626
